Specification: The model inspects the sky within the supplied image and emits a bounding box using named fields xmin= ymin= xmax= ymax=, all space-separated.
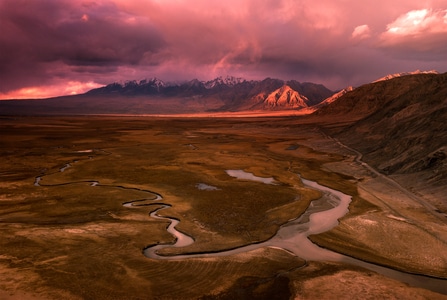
xmin=1 ymin=0 xmax=447 ymax=99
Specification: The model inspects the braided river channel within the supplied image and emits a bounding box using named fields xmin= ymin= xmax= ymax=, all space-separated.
xmin=36 ymin=163 xmax=447 ymax=294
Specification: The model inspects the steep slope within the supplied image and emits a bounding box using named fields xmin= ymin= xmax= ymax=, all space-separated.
xmin=316 ymin=72 xmax=447 ymax=205
xmin=286 ymin=80 xmax=334 ymax=106
xmin=338 ymin=74 xmax=447 ymax=173
xmin=262 ymin=85 xmax=310 ymax=109
xmin=314 ymin=73 xmax=440 ymax=122
xmin=216 ymin=78 xmax=333 ymax=111
xmin=308 ymin=86 xmax=354 ymax=112
xmin=205 ymin=78 xmax=284 ymax=111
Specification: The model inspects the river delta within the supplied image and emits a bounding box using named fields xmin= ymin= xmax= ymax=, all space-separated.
xmin=1 ymin=116 xmax=446 ymax=299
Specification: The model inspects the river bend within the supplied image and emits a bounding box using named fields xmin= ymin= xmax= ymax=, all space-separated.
xmin=33 ymin=155 xmax=447 ymax=294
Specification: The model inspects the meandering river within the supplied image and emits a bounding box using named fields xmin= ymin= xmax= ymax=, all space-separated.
xmin=141 ymin=170 xmax=447 ymax=294
xmin=34 ymin=159 xmax=447 ymax=294
xmin=143 ymin=172 xmax=348 ymax=261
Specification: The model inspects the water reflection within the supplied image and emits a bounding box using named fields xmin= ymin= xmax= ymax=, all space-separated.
xmin=226 ymin=169 xmax=276 ymax=184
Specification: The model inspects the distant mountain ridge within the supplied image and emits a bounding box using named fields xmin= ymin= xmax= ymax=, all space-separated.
xmin=87 ymin=76 xmax=334 ymax=111
xmin=0 ymin=76 xmax=334 ymax=115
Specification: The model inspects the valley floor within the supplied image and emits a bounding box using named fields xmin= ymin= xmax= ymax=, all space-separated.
xmin=0 ymin=116 xmax=446 ymax=299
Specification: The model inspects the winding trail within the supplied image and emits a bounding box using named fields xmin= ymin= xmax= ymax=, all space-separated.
xmin=323 ymin=131 xmax=447 ymax=221
xmin=326 ymin=134 xmax=447 ymax=254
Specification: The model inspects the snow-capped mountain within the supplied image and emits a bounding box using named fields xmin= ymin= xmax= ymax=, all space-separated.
xmin=88 ymin=76 xmax=248 ymax=96
xmin=204 ymin=76 xmax=246 ymax=89
xmin=86 ymin=76 xmax=333 ymax=110
xmin=139 ymin=78 xmax=166 ymax=91
xmin=372 ymin=70 xmax=439 ymax=83
xmin=92 ymin=78 xmax=168 ymax=95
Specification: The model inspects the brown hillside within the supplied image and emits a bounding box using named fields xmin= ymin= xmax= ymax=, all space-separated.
xmin=314 ymin=73 xmax=441 ymax=122
xmin=317 ymin=73 xmax=447 ymax=204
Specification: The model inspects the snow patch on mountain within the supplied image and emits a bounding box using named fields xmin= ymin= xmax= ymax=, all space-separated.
xmin=204 ymin=76 xmax=246 ymax=89
xmin=373 ymin=70 xmax=439 ymax=83
xmin=106 ymin=77 xmax=166 ymax=89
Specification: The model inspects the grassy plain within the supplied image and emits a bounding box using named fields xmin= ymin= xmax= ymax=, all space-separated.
xmin=0 ymin=116 xmax=446 ymax=299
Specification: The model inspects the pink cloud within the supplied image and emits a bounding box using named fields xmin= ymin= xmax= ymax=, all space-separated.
xmin=384 ymin=9 xmax=447 ymax=35
xmin=352 ymin=25 xmax=371 ymax=40
xmin=379 ymin=8 xmax=447 ymax=59
xmin=0 ymin=81 xmax=102 ymax=99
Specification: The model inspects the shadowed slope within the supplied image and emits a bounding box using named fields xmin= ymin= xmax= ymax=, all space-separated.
xmin=314 ymin=73 xmax=441 ymax=122
xmin=315 ymin=72 xmax=447 ymax=207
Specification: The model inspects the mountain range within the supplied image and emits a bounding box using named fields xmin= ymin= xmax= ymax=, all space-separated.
xmin=0 ymin=76 xmax=334 ymax=115
xmin=0 ymin=71 xmax=446 ymax=208
xmin=86 ymin=76 xmax=333 ymax=111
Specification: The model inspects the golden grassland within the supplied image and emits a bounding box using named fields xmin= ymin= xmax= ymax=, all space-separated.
xmin=0 ymin=116 xmax=446 ymax=299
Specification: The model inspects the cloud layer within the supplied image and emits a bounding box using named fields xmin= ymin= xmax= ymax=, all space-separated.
xmin=380 ymin=8 xmax=447 ymax=59
xmin=1 ymin=0 xmax=447 ymax=98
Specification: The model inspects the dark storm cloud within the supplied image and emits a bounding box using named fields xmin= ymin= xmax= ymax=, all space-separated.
xmin=1 ymin=0 xmax=447 ymax=98
xmin=0 ymin=0 xmax=164 ymax=93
